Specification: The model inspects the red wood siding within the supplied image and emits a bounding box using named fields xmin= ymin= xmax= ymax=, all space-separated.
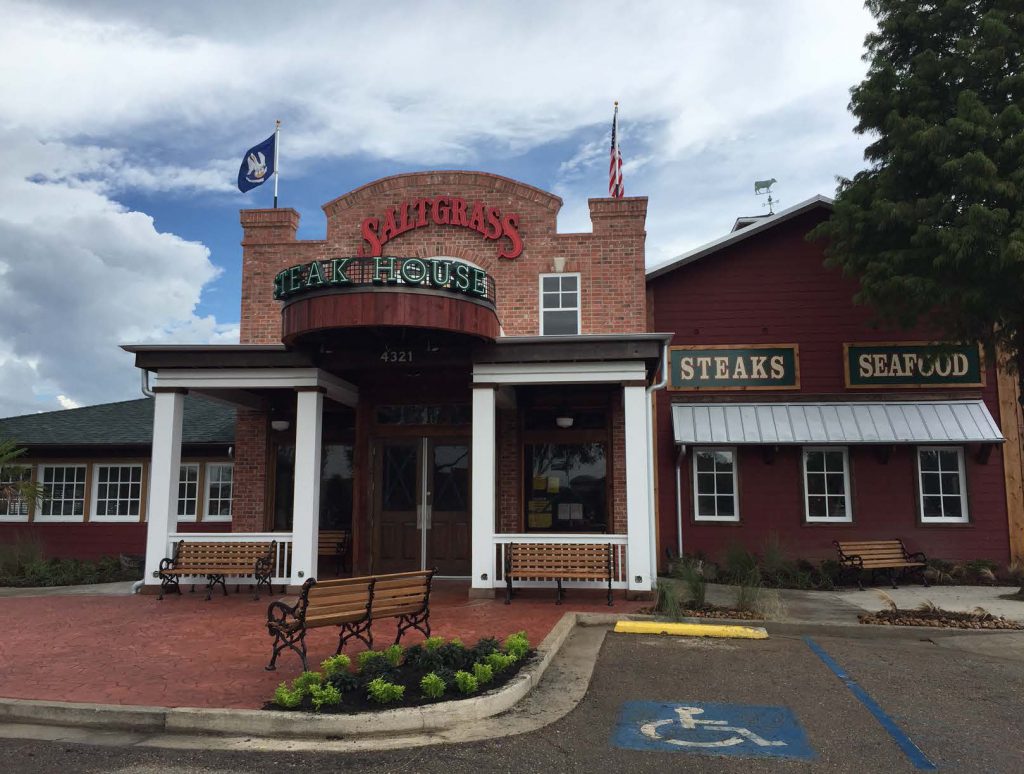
xmin=649 ymin=209 xmax=1010 ymax=565
xmin=0 ymin=523 xmax=146 ymax=561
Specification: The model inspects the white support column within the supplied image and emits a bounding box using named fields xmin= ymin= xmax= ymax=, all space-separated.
xmin=291 ymin=389 xmax=323 ymax=585
xmin=144 ymin=390 xmax=184 ymax=586
xmin=471 ymin=386 xmax=496 ymax=592
xmin=623 ymin=384 xmax=654 ymax=592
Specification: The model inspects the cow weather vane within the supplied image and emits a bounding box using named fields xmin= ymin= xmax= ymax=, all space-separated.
xmin=754 ymin=178 xmax=778 ymax=215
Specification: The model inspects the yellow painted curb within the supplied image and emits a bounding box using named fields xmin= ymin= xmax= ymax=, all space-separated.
xmin=613 ymin=621 xmax=769 ymax=639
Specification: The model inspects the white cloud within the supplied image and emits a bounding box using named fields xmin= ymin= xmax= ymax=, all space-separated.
xmin=0 ymin=134 xmax=236 ymax=416
xmin=56 ymin=395 xmax=80 ymax=410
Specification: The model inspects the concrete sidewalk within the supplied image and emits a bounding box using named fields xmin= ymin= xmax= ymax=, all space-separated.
xmin=0 ymin=581 xmax=136 ymax=598
xmin=674 ymin=580 xmax=1024 ymax=624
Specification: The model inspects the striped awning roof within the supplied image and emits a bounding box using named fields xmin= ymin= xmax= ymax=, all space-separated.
xmin=671 ymin=400 xmax=1003 ymax=446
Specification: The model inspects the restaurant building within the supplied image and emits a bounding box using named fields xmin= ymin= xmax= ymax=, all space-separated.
xmin=647 ymin=195 xmax=1022 ymax=566
xmin=1 ymin=174 xmax=1021 ymax=590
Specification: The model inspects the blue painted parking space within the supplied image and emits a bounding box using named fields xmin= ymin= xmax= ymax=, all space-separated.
xmin=613 ymin=700 xmax=815 ymax=760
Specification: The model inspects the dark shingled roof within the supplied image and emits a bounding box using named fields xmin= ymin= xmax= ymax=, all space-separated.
xmin=0 ymin=396 xmax=235 ymax=447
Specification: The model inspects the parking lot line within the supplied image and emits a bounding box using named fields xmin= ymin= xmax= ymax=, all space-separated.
xmin=803 ymin=636 xmax=937 ymax=771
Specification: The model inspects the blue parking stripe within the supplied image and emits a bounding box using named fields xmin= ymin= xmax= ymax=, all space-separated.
xmin=804 ymin=636 xmax=937 ymax=771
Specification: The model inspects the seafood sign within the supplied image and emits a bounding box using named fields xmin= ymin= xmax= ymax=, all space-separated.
xmin=845 ymin=343 xmax=983 ymax=388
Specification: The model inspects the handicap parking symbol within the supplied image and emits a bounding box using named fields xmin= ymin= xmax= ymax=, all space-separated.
xmin=613 ymin=701 xmax=815 ymax=760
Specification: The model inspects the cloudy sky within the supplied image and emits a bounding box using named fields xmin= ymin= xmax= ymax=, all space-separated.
xmin=0 ymin=0 xmax=875 ymax=417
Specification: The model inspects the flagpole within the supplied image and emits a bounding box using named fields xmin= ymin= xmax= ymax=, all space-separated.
xmin=273 ymin=119 xmax=281 ymax=209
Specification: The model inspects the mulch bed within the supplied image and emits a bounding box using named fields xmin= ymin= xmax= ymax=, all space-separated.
xmin=639 ymin=604 xmax=764 ymax=620
xmin=264 ymin=653 xmax=534 ymax=714
xmin=859 ymin=609 xmax=1024 ymax=630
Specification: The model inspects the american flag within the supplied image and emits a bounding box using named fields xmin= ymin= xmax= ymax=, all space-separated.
xmin=608 ymin=101 xmax=624 ymax=198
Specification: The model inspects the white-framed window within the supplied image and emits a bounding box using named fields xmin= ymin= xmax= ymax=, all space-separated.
xmin=177 ymin=463 xmax=200 ymax=521
xmin=204 ymin=462 xmax=233 ymax=522
xmin=36 ymin=464 xmax=87 ymax=522
xmin=91 ymin=464 xmax=143 ymax=521
xmin=539 ymin=273 xmax=580 ymax=335
xmin=0 ymin=465 xmax=32 ymax=522
xmin=917 ymin=446 xmax=969 ymax=523
xmin=692 ymin=448 xmax=738 ymax=522
xmin=802 ymin=447 xmax=852 ymax=522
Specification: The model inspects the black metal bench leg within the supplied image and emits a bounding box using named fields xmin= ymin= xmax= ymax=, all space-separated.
xmin=607 ymin=576 xmax=613 ymax=606
xmin=556 ymin=578 xmax=563 ymax=605
xmin=505 ymin=576 xmax=513 ymax=605
xmin=890 ymin=569 xmax=898 ymax=590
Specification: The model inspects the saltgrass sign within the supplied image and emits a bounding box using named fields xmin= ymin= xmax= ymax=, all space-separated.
xmin=669 ymin=345 xmax=799 ymax=391
xmin=844 ymin=343 xmax=983 ymax=388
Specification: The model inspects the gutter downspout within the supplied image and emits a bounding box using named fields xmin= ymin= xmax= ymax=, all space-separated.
xmin=141 ymin=369 xmax=154 ymax=398
xmin=645 ymin=341 xmax=669 ymax=585
xmin=675 ymin=444 xmax=686 ymax=557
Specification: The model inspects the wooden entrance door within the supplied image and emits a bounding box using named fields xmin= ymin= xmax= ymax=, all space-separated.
xmin=372 ymin=437 xmax=471 ymax=576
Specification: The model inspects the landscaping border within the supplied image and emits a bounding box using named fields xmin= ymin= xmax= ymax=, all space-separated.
xmin=0 ymin=610 xmax=627 ymax=739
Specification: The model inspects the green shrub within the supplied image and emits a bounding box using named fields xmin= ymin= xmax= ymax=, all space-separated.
xmin=470 ymin=636 xmax=501 ymax=662
xmin=420 ymin=672 xmax=446 ymax=699
xmin=437 ymin=640 xmax=472 ymax=671
xmin=327 ymin=670 xmax=359 ymax=694
xmin=310 ymin=682 xmax=342 ymax=711
xmin=423 ymin=636 xmax=445 ymax=652
xmin=722 ymin=543 xmax=759 ymax=584
xmin=357 ymin=649 xmax=385 ymax=670
xmin=403 ymin=643 xmax=444 ymax=673
xmin=733 ymin=567 xmax=763 ymax=612
xmin=320 ymin=654 xmax=351 ymax=678
xmin=472 ymin=662 xmax=494 ymax=685
xmin=291 ymin=671 xmax=323 ymax=695
xmin=655 ymin=581 xmax=683 ymax=621
xmin=503 ymin=631 xmax=530 ymax=661
xmin=454 ymin=670 xmax=478 ymax=695
xmin=485 ymin=651 xmax=515 ymax=673
xmin=273 ymin=681 xmax=304 ymax=709
xmin=366 ymin=677 xmax=405 ymax=704
xmin=382 ymin=644 xmax=404 ymax=667
xmin=673 ymin=557 xmax=707 ymax=607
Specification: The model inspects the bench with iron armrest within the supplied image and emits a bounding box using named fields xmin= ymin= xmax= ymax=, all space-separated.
xmin=265 ymin=568 xmax=435 ymax=672
xmin=317 ymin=529 xmax=352 ymax=575
xmin=158 ymin=540 xmax=276 ymax=601
xmin=505 ymin=542 xmax=614 ymax=605
xmin=833 ymin=539 xmax=929 ymax=590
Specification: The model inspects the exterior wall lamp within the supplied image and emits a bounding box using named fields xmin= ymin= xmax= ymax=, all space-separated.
xmin=270 ymin=420 xmax=290 ymax=432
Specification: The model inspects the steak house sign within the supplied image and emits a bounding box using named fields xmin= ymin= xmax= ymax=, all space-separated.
xmin=358 ymin=197 xmax=524 ymax=259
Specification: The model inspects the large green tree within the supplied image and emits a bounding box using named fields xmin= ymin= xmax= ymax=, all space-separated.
xmin=814 ymin=1 xmax=1024 ymax=381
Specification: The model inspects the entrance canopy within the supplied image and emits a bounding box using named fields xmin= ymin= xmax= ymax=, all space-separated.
xmin=671 ymin=400 xmax=1004 ymax=446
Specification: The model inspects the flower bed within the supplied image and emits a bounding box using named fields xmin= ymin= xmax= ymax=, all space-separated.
xmin=859 ymin=608 xmax=1023 ymax=630
xmin=267 ymin=632 xmax=533 ymax=714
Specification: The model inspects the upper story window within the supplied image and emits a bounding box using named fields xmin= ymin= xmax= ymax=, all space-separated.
xmin=539 ymin=273 xmax=580 ymax=335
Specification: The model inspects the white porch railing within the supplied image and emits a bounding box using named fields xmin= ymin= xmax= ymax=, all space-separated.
xmin=166 ymin=532 xmax=293 ymax=585
xmin=492 ymin=533 xmax=629 ymax=589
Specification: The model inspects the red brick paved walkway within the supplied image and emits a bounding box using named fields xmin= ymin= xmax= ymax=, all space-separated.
xmin=0 ymin=582 xmax=641 ymax=709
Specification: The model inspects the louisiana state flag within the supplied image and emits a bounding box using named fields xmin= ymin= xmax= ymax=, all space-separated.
xmin=237 ymin=133 xmax=276 ymax=193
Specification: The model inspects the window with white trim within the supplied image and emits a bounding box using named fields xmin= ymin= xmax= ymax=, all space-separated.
xmin=802 ymin=448 xmax=852 ymax=522
xmin=0 ymin=465 xmax=31 ymax=521
xmin=693 ymin=448 xmax=738 ymax=521
xmin=205 ymin=462 xmax=233 ymax=521
xmin=92 ymin=464 xmax=143 ymax=521
xmin=918 ymin=447 xmax=968 ymax=523
xmin=177 ymin=464 xmax=200 ymax=521
xmin=37 ymin=465 xmax=87 ymax=521
xmin=539 ymin=273 xmax=580 ymax=335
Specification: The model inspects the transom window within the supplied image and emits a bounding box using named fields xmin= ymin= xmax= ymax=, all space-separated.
xmin=0 ymin=465 xmax=31 ymax=521
xmin=803 ymin=448 xmax=852 ymax=522
xmin=205 ymin=463 xmax=233 ymax=521
xmin=693 ymin=448 xmax=738 ymax=522
xmin=539 ymin=273 xmax=580 ymax=335
xmin=918 ymin=447 xmax=968 ymax=523
xmin=177 ymin=464 xmax=200 ymax=521
xmin=92 ymin=464 xmax=143 ymax=520
xmin=37 ymin=465 xmax=87 ymax=521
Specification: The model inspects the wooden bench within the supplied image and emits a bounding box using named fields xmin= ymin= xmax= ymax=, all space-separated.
xmin=158 ymin=540 xmax=276 ymax=601
xmin=834 ymin=539 xmax=929 ymax=590
xmin=317 ymin=529 xmax=351 ymax=575
xmin=505 ymin=542 xmax=614 ymax=606
xmin=265 ymin=568 xmax=435 ymax=672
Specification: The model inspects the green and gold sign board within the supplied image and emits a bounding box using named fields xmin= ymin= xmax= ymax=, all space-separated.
xmin=669 ymin=345 xmax=800 ymax=391
xmin=844 ymin=343 xmax=984 ymax=388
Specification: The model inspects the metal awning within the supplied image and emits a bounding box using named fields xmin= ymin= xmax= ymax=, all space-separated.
xmin=671 ymin=400 xmax=1004 ymax=446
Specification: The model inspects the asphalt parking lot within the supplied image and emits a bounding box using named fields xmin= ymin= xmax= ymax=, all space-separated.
xmin=2 ymin=626 xmax=1023 ymax=772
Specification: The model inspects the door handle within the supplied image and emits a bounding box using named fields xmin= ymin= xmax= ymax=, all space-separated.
xmin=424 ymin=491 xmax=432 ymax=529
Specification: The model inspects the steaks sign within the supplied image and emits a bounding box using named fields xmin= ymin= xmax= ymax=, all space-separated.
xmin=669 ymin=345 xmax=800 ymax=391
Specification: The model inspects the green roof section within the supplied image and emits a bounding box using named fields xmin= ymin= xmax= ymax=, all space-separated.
xmin=0 ymin=395 xmax=235 ymax=447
